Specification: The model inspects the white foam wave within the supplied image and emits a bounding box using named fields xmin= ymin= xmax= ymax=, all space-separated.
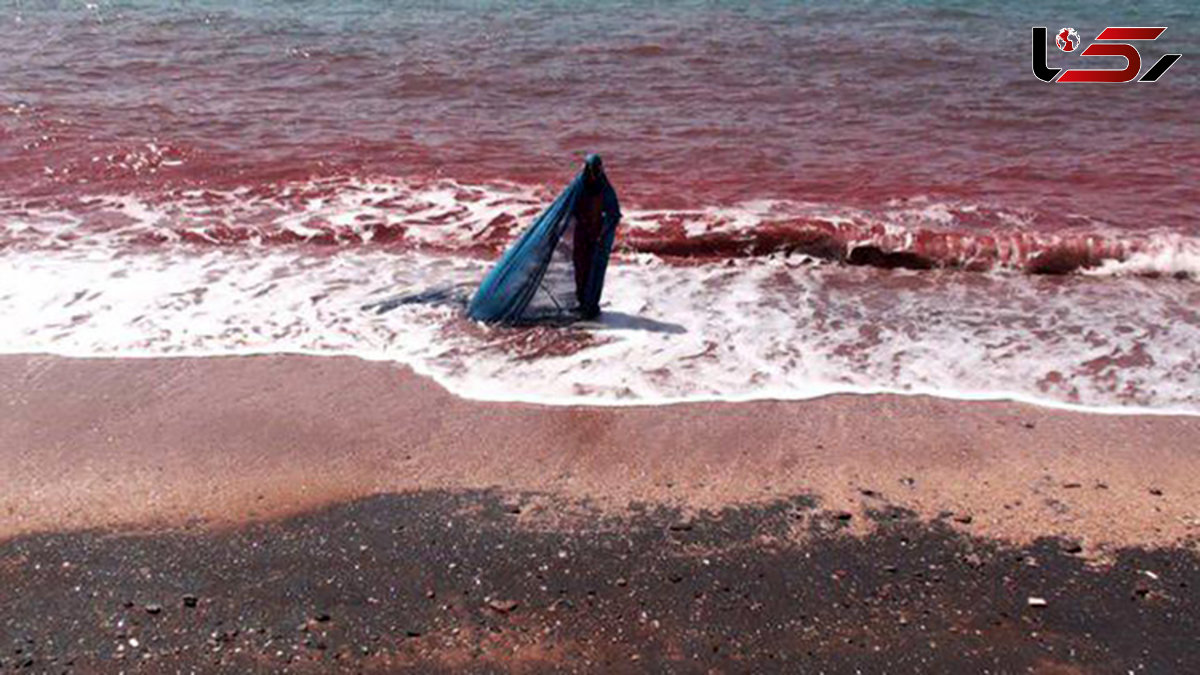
xmin=2 ymin=246 xmax=1198 ymax=415
xmin=1083 ymin=234 xmax=1200 ymax=279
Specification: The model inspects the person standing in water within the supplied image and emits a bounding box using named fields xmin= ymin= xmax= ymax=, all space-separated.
xmin=571 ymin=155 xmax=613 ymax=319
xmin=466 ymin=154 xmax=620 ymax=324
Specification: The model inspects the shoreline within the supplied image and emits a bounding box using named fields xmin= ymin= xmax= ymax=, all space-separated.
xmin=9 ymin=339 xmax=1200 ymax=419
xmin=2 ymin=353 xmax=1197 ymax=549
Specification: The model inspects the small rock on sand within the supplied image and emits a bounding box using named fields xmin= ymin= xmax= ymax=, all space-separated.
xmin=1027 ymin=597 xmax=1047 ymax=608
xmin=487 ymin=599 xmax=519 ymax=614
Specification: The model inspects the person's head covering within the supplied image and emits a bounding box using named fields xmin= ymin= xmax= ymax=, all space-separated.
xmin=584 ymin=154 xmax=604 ymax=182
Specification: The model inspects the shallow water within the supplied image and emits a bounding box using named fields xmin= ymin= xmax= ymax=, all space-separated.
xmin=1 ymin=1 xmax=1197 ymax=412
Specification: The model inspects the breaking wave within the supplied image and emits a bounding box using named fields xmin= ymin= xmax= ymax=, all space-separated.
xmin=2 ymin=178 xmax=1199 ymax=279
xmin=2 ymin=178 xmax=1198 ymax=414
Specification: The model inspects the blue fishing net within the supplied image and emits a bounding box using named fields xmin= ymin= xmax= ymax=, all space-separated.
xmin=468 ymin=155 xmax=621 ymax=324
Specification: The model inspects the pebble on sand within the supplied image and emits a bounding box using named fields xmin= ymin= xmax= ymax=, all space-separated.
xmin=487 ymin=599 xmax=519 ymax=614
xmin=1027 ymin=597 xmax=1048 ymax=608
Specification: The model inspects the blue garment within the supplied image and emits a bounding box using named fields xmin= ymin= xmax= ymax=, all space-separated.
xmin=468 ymin=155 xmax=621 ymax=324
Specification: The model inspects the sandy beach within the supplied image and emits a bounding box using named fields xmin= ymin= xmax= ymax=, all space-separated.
xmin=2 ymin=354 xmax=1199 ymax=671
xmin=3 ymin=354 xmax=1198 ymax=547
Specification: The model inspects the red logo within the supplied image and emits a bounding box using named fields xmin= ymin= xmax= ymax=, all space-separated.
xmin=1032 ymin=26 xmax=1182 ymax=83
xmin=1056 ymin=28 xmax=1080 ymax=52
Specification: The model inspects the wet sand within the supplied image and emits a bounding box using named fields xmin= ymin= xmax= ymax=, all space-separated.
xmin=2 ymin=353 xmax=1200 ymax=672
xmin=2 ymin=354 xmax=1198 ymax=548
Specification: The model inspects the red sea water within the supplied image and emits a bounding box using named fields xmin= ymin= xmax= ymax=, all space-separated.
xmin=1 ymin=2 xmax=1198 ymax=412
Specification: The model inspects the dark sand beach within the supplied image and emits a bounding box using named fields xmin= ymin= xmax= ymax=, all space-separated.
xmin=2 ymin=354 xmax=1200 ymax=672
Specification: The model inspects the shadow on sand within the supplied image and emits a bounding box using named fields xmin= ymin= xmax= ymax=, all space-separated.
xmin=590 ymin=311 xmax=687 ymax=334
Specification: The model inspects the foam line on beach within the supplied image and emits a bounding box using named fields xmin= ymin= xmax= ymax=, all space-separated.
xmin=2 ymin=247 xmax=1198 ymax=415
xmin=4 ymin=348 xmax=1199 ymax=419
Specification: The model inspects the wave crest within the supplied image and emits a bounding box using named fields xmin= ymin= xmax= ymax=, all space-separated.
xmin=2 ymin=179 xmax=1197 ymax=279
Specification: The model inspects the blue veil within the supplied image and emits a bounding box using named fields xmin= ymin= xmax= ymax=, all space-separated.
xmin=468 ymin=155 xmax=621 ymax=324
